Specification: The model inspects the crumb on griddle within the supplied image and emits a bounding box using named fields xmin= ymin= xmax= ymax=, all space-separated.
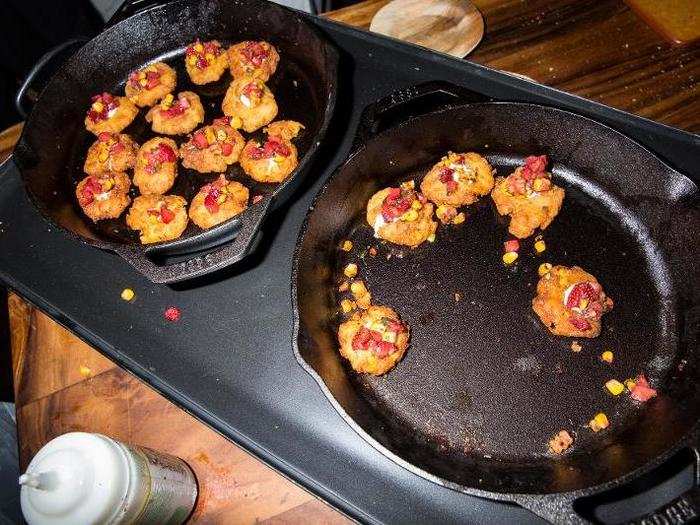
xmin=548 ymin=430 xmax=573 ymax=454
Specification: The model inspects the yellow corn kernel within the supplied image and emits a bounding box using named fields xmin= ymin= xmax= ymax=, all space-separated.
xmin=205 ymin=53 xmax=215 ymax=62
xmin=411 ymin=200 xmax=422 ymax=210
xmin=92 ymin=101 xmax=104 ymax=112
xmin=341 ymin=240 xmax=353 ymax=252
xmin=502 ymin=251 xmax=518 ymax=265
xmin=532 ymin=178 xmax=546 ymax=192
xmin=534 ymin=239 xmax=546 ymax=253
xmin=605 ymin=379 xmax=625 ymax=396
xmin=121 ymin=288 xmax=135 ymax=301
xmin=161 ymin=93 xmax=174 ymax=108
xmin=138 ymin=71 xmax=147 ymax=80
xmin=340 ymin=299 xmax=355 ymax=313
xmin=230 ymin=116 xmax=243 ymax=129
xmin=427 ymin=233 xmax=436 ymax=243
xmin=343 ymin=263 xmax=358 ymax=278
xmin=601 ymin=351 xmax=613 ymax=363
xmin=453 ymin=212 xmax=465 ymax=225
xmin=274 ymin=155 xmax=285 ymax=164
xmin=350 ymin=280 xmax=366 ymax=295
xmin=102 ymin=179 xmax=115 ymax=191
xmin=194 ymin=42 xmax=204 ymax=52
xmin=205 ymin=128 xmax=216 ymax=144
xmin=216 ymin=194 xmax=227 ymax=204
xmin=98 ymin=150 xmax=109 ymax=162
xmin=187 ymin=55 xmax=197 ymax=66
xmin=624 ymin=378 xmax=636 ymax=390
xmin=400 ymin=209 xmax=419 ymax=222
xmin=216 ymin=129 xmax=227 ymax=141
xmin=579 ymin=298 xmax=589 ymax=310
xmin=538 ymin=262 xmax=553 ymax=276
xmin=590 ymin=412 xmax=609 ymax=432
xmin=400 ymin=180 xmax=415 ymax=190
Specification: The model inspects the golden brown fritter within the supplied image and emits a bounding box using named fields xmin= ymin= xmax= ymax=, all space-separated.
xmin=184 ymin=40 xmax=229 ymax=85
xmin=133 ymin=137 xmax=179 ymax=195
xmin=84 ymin=93 xmax=138 ymax=135
xmin=227 ymin=41 xmax=279 ymax=82
xmin=239 ymin=120 xmax=303 ymax=183
xmin=179 ymin=118 xmax=245 ymax=173
xmin=221 ymin=77 xmax=278 ymax=133
xmin=491 ymin=155 xmax=565 ymax=239
xmin=126 ymin=194 xmax=188 ymax=244
xmin=124 ymin=62 xmax=176 ymax=107
xmin=421 ymin=152 xmax=494 ymax=207
xmin=145 ymin=92 xmax=205 ymax=135
xmin=337 ymin=305 xmax=410 ymax=375
xmin=366 ymin=182 xmax=437 ymax=248
xmin=83 ymin=132 xmax=138 ymax=176
xmin=532 ymin=265 xmax=614 ymax=338
xmin=188 ymin=175 xmax=249 ymax=229
xmin=76 ymin=172 xmax=131 ymax=222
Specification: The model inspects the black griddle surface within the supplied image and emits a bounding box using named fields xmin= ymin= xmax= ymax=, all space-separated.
xmin=1 ymin=13 xmax=697 ymax=524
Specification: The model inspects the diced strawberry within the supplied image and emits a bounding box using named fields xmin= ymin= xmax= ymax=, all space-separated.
xmin=110 ymin=141 xmax=125 ymax=154
xmin=163 ymin=104 xmax=186 ymax=118
xmin=508 ymin=175 xmax=527 ymax=195
xmin=569 ymin=316 xmax=591 ymax=331
xmin=247 ymin=145 xmax=265 ymax=160
xmin=264 ymin=137 xmax=290 ymax=157
xmin=98 ymin=132 xmax=112 ymax=142
xmin=439 ymin=167 xmax=454 ymax=183
xmin=504 ymin=239 xmax=520 ymax=253
xmin=252 ymin=195 xmax=263 ymax=204
xmin=221 ymin=142 xmax=233 ymax=156
xmin=445 ymin=179 xmax=458 ymax=193
xmin=630 ymin=374 xmax=657 ymax=402
xmin=566 ymin=282 xmax=599 ymax=309
xmin=242 ymin=41 xmax=269 ymax=66
xmin=192 ymin=131 xmax=209 ymax=149
xmin=204 ymin=192 xmax=219 ymax=214
xmin=204 ymin=41 xmax=221 ymax=55
xmin=164 ymin=306 xmax=181 ymax=322
xmin=160 ymin=207 xmax=175 ymax=224
xmin=243 ymin=82 xmax=263 ymax=98
xmin=196 ymin=57 xmax=208 ymax=69
xmin=156 ymin=143 xmax=177 ymax=163
xmin=376 ymin=341 xmax=395 ymax=357
xmin=145 ymin=71 xmax=160 ymax=89
xmin=387 ymin=320 xmax=404 ymax=333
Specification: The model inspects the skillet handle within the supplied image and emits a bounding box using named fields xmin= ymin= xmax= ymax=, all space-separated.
xmin=353 ymin=80 xmax=490 ymax=149
xmin=115 ymin=197 xmax=272 ymax=284
xmin=15 ymin=39 xmax=87 ymax=119
xmin=514 ymin=442 xmax=700 ymax=524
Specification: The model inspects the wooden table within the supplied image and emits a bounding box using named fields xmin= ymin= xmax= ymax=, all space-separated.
xmin=3 ymin=1 xmax=698 ymax=523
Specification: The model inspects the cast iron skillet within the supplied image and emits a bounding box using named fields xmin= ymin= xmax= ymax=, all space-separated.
xmin=293 ymin=82 xmax=700 ymax=523
xmin=12 ymin=0 xmax=338 ymax=283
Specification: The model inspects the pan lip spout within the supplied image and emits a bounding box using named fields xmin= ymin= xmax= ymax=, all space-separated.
xmin=290 ymin=97 xmax=700 ymax=506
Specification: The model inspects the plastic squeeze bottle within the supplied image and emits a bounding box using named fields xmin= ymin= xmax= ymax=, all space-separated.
xmin=19 ymin=432 xmax=198 ymax=525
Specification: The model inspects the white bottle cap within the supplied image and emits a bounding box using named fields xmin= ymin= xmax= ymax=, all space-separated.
xmin=20 ymin=432 xmax=130 ymax=525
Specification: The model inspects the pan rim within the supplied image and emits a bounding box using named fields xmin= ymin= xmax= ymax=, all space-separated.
xmin=15 ymin=0 xmax=339 ymax=255
xmin=290 ymin=99 xmax=700 ymax=501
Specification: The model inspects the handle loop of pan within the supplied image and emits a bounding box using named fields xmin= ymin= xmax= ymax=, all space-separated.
xmin=352 ymin=80 xmax=491 ymax=151
xmin=514 ymin=438 xmax=700 ymax=524
xmin=115 ymin=196 xmax=273 ymax=284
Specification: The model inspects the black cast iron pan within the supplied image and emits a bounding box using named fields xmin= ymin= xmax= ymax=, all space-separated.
xmin=293 ymin=82 xmax=700 ymax=523
xmin=12 ymin=0 xmax=338 ymax=283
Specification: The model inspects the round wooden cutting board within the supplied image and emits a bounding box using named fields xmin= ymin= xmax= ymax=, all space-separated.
xmin=369 ymin=0 xmax=485 ymax=58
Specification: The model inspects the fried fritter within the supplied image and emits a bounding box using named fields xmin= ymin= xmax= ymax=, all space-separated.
xmin=126 ymin=194 xmax=188 ymax=244
xmin=145 ymin=91 xmax=205 ymax=135
xmin=188 ymin=175 xmax=249 ymax=229
xmin=179 ymin=118 xmax=245 ymax=173
xmin=76 ymin=172 xmax=131 ymax=222
xmin=532 ymin=265 xmax=614 ymax=338
xmin=337 ymin=305 xmax=410 ymax=375
xmin=84 ymin=93 xmax=139 ymax=135
xmin=221 ymin=77 xmax=278 ymax=133
xmin=491 ymin=155 xmax=565 ymax=239
xmin=185 ymin=40 xmax=229 ymax=85
xmin=83 ymin=132 xmax=138 ymax=176
xmin=239 ymin=120 xmax=303 ymax=183
xmin=227 ymin=41 xmax=279 ymax=82
xmin=125 ymin=62 xmax=176 ymax=107
xmin=421 ymin=152 xmax=494 ymax=207
xmin=133 ymin=137 xmax=179 ymax=195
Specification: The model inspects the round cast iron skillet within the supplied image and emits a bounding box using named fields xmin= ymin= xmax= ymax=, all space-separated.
xmin=292 ymin=82 xmax=700 ymax=523
xmin=12 ymin=0 xmax=338 ymax=283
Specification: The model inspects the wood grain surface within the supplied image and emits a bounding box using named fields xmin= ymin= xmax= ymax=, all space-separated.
xmin=327 ymin=0 xmax=700 ymax=133
xmin=369 ymin=0 xmax=484 ymax=58
xmin=3 ymin=0 xmax=699 ymax=523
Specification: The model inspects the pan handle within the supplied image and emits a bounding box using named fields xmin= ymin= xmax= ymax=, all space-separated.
xmin=514 ymin=441 xmax=700 ymax=524
xmin=15 ymin=38 xmax=87 ymax=119
xmin=115 ymin=197 xmax=272 ymax=284
xmin=352 ymin=80 xmax=490 ymax=149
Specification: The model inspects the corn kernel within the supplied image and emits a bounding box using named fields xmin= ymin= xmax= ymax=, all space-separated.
xmin=571 ymin=340 xmax=582 ymax=352
xmin=502 ymin=251 xmax=518 ymax=265
xmin=411 ymin=200 xmax=422 ymax=210
xmin=400 ymin=209 xmax=419 ymax=222
xmin=216 ymin=129 xmax=227 ymax=141
xmin=532 ymin=178 xmax=546 ymax=192
xmin=187 ymin=55 xmax=197 ymax=66
xmin=92 ymin=101 xmax=104 ymax=112
xmin=98 ymin=150 xmax=109 ymax=162
xmin=605 ymin=379 xmax=625 ymax=396
xmin=121 ymin=288 xmax=135 ymax=301
xmin=102 ymin=179 xmax=114 ymax=191
xmin=350 ymin=280 xmax=366 ymax=295
xmin=579 ymin=298 xmax=589 ymax=310
xmin=538 ymin=262 xmax=553 ymax=276
xmin=340 ymin=299 xmax=355 ymax=313
xmin=624 ymin=378 xmax=636 ymax=390
xmin=341 ymin=240 xmax=353 ymax=252
xmin=138 ymin=71 xmax=147 ymax=80
xmin=343 ymin=263 xmax=358 ymax=278
xmin=400 ymin=180 xmax=415 ymax=190
xmin=427 ymin=234 xmax=436 ymax=243
xmin=590 ymin=412 xmax=609 ymax=432
xmin=601 ymin=351 xmax=614 ymax=363
xmin=194 ymin=42 xmax=204 ymax=52
xmin=230 ymin=116 xmax=243 ymax=129
xmin=534 ymin=239 xmax=546 ymax=253
xmin=216 ymin=194 xmax=227 ymax=204
xmin=205 ymin=128 xmax=216 ymax=144
xmin=453 ymin=212 xmax=465 ymax=225
xmin=205 ymin=53 xmax=215 ymax=62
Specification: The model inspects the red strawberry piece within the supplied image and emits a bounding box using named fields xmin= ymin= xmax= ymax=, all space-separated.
xmin=204 ymin=189 xmax=220 ymax=214
xmin=630 ymin=374 xmax=657 ymax=402
xmin=508 ymin=176 xmax=526 ymax=195
xmin=186 ymin=44 xmax=197 ymax=56
xmin=569 ymin=316 xmax=591 ymax=331
xmin=110 ymin=141 xmax=125 ymax=154
xmin=525 ymin=155 xmax=547 ymax=174
xmin=192 ymin=131 xmax=209 ymax=149
xmin=243 ymin=82 xmax=263 ymax=98
xmin=248 ymin=145 xmax=265 ymax=160
xmin=156 ymin=143 xmax=176 ymax=163
xmin=376 ymin=341 xmax=395 ymax=357
xmin=213 ymin=116 xmax=230 ymax=126
xmin=196 ymin=57 xmax=208 ymax=69
xmin=445 ymin=179 xmax=458 ymax=193
xmin=439 ymin=167 xmax=454 ymax=183
xmin=98 ymin=132 xmax=112 ymax=142
xmin=164 ymin=306 xmax=181 ymax=322
xmin=242 ymin=42 xmax=269 ymax=66
xmin=265 ymin=138 xmax=290 ymax=157
xmin=504 ymin=239 xmax=520 ymax=253
xmin=145 ymin=71 xmax=160 ymax=89
xmin=160 ymin=207 xmax=175 ymax=224
xmin=221 ymin=142 xmax=233 ymax=156
xmin=566 ymin=282 xmax=599 ymax=309
xmin=387 ymin=320 xmax=404 ymax=333
xmin=252 ymin=195 xmax=263 ymax=204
